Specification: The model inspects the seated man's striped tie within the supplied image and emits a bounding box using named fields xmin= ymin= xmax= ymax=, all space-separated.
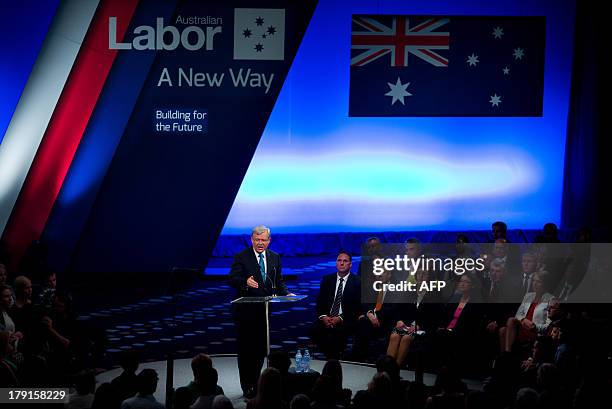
xmin=329 ymin=277 xmax=344 ymax=317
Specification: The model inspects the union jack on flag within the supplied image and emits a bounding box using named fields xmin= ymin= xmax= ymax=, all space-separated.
xmin=349 ymin=15 xmax=546 ymax=117
xmin=351 ymin=16 xmax=450 ymax=67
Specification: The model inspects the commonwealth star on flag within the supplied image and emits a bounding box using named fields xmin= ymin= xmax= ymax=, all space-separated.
xmin=233 ymin=8 xmax=285 ymax=60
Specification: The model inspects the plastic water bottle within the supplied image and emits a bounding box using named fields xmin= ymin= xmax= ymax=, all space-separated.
xmin=302 ymin=349 xmax=311 ymax=373
xmin=295 ymin=350 xmax=303 ymax=373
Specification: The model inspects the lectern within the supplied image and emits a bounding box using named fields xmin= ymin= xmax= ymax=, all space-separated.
xmin=231 ymin=295 xmax=308 ymax=355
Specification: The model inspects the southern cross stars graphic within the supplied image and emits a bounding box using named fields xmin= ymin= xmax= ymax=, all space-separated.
xmin=503 ymin=66 xmax=510 ymax=75
xmin=385 ymin=77 xmax=412 ymax=105
xmin=242 ymin=20 xmax=277 ymax=52
xmin=513 ymin=47 xmax=525 ymax=60
xmin=489 ymin=93 xmax=502 ymax=107
xmin=466 ymin=53 xmax=479 ymax=66
xmin=492 ymin=26 xmax=504 ymax=39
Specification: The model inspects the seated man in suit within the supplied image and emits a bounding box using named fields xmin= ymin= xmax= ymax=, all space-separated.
xmin=356 ymin=237 xmax=382 ymax=277
xmin=229 ymin=225 xmax=292 ymax=398
xmin=312 ymin=251 xmax=362 ymax=359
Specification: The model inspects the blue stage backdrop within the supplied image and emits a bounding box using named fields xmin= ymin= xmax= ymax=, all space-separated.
xmin=221 ymin=0 xmax=576 ymax=234
xmin=36 ymin=0 xmax=318 ymax=273
xmin=0 ymin=0 xmax=576 ymax=274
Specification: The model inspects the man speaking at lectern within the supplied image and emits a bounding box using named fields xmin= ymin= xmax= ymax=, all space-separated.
xmin=229 ymin=225 xmax=291 ymax=398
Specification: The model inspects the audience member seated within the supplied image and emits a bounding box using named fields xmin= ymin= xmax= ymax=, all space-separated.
xmin=0 ymin=286 xmax=19 ymax=340
xmin=41 ymin=290 xmax=78 ymax=383
xmin=0 ymin=331 xmax=19 ymax=386
xmin=121 ymin=368 xmax=164 ymax=409
xmin=556 ymin=242 xmax=590 ymax=301
xmin=443 ymin=234 xmax=476 ymax=289
xmin=310 ymin=374 xmax=343 ymax=409
xmin=357 ymin=237 xmax=382 ymax=277
xmin=183 ymin=353 xmax=224 ymax=405
xmin=434 ymin=274 xmax=486 ymax=370
xmin=513 ymin=387 xmax=539 ymax=409
xmin=365 ymin=372 xmax=393 ymax=408
xmin=519 ymin=252 xmax=539 ymax=297
xmin=454 ymin=234 xmax=473 ymax=259
xmin=10 ymin=276 xmax=34 ymax=334
xmin=492 ymin=238 xmax=521 ymax=277
xmin=543 ymin=300 xmax=577 ymax=376
xmin=375 ymin=355 xmax=409 ymax=406
xmin=385 ymin=268 xmax=441 ymax=368
xmin=425 ymin=366 xmax=467 ymax=409
xmin=91 ymin=382 xmax=121 ymax=409
xmin=312 ymin=251 xmax=362 ymax=359
xmin=211 ymin=395 xmax=234 ymax=409
xmin=191 ymin=366 xmax=221 ymax=409
xmin=535 ymin=363 xmax=571 ymax=409
xmin=172 ymin=386 xmax=192 ymax=409
xmin=321 ymin=359 xmax=351 ymax=408
xmin=288 ymin=394 xmax=310 ymax=409
xmin=247 ymin=367 xmax=286 ymax=409
xmin=0 ymin=262 xmax=8 ymax=287
xmin=484 ymin=258 xmax=522 ymax=357
xmin=36 ymin=270 xmax=57 ymax=312
xmin=531 ymin=242 xmax=568 ymax=292
xmin=267 ymin=350 xmax=293 ymax=401
xmin=519 ymin=336 xmax=555 ymax=388
xmin=110 ymin=349 xmax=140 ymax=402
xmin=354 ymin=256 xmax=400 ymax=361
xmin=491 ymin=221 xmax=508 ymax=242
xmin=535 ymin=223 xmax=561 ymax=243
xmin=484 ymin=258 xmax=511 ymax=302
xmin=482 ymin=351 xmax=522 ymax=408
xmin=500 ymin=271 xmax=554 ymax=354
xmin=66 ymin=370 xmax=96 ymax=409
xmin=351 ymin=388 xmax=373 ymax=409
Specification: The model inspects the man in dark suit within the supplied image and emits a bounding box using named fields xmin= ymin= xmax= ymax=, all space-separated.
xmin=312 ymin=251 xmax=362 ymax=359
xmin=229 ymin=225 xmax=291 ymax=398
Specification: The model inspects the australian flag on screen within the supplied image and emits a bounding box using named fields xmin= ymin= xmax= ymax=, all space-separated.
xmin=349 ymin=15 xmax=546 ymax=117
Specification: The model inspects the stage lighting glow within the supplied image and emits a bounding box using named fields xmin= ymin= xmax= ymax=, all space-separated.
xmin=236 ymin=147 xmax=538 ymax=202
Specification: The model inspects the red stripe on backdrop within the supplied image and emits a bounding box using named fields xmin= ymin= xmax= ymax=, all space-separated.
xmin=1 ymin=0 xmax=139 ymax=267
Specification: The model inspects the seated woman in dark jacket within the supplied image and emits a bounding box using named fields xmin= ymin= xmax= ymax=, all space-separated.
xmin=433 ymin=273 xmax=486 ymax=369
xmin=386 ymin=269 xmax=444 ymax=367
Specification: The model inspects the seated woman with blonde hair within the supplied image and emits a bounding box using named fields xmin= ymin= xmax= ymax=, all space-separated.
xmin=499 ymin=271 xmax=554 ymax=353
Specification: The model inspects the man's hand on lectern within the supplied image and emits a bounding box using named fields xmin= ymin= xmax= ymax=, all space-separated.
xmin=320 ymin=315 xmax=334 ymax=328
xmin=330 ymin=316 xmax=343 ymax=327
xmin=247 ymin=276 xmax=259 ymax=289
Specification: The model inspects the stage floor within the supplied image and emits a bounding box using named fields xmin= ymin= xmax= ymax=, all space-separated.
xmin=96 ymin=355 xmax=482 ymax=408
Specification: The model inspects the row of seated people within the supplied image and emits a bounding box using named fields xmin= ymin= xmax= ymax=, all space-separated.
xmin=312 ymin=234 xmax=588 ymax=376
xmin=0 ymin=260 xmax=103 ymax=388
xmin=85 ymin=346 xmax=609 ymax=409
